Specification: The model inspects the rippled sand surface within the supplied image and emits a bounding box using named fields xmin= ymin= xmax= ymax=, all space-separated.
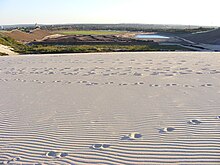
xmin=0 ymin=52 xmax=220 ymax=164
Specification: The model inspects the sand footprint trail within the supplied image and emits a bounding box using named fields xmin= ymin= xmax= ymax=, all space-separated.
xmin=0 ymin=52 xmax=220 ymax=164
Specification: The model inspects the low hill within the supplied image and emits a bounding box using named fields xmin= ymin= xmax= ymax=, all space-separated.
xmin=0 ymin=32 xmax=29 ymax=53
xmin=3 ymin=28 xmax=51 ymax=43
xmin=31 ymin=34 xmax=156 ymax=46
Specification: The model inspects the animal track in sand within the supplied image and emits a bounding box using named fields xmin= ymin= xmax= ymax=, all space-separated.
xmin=149 ymin=84 xmax=160 ymax=87
xmin=165 ymin=73 xmax=174 ymax=76
xmin=121 ymin=132 xmax=142 ymax=140
xmin=103 ymin=73 xmax=110 ymax=76
xmin=45 ymin=151 xmax=68 ymax=159
xmin=77 ymin=80 xmax=88 ymax=84
xmin=119 ymin=73 xmax=128 ymax=76
xmin=166 ymin=84 xmax=178 ymax=87
xmin=86 ymin=82 xmax=99 ymax=86
xmin=133 ymin=82 xmax=144 ymax=85
xmin=52 ymin=80 xmax=62 ymax=83
xmin=133 ymin=72 xmax=143 ymax=76
xmin=196 ymin=72 xmax=203 ymax=74
xmin=104 ymin=82 xmax=114 ymax=85
xmin=201 ymin=83 xmax=212 ymax=87
xmin=38 ymin=81 xmax=46 ymax=84
xmin=183 ymin=84 xmax=194 ymax=88
xmin=119 ymin=83 xmax=128 ymax=86
xmin=48 ymin=72 xmax=55 ymax=75
xmin=151 ymin=72 xmax=159 ymax=76
xmin=90 ymin=144 xmax=111 ymax=150
xmin=159 ymin=127 xmax=175 ymax=133
xmin=188 ymin=119 xmax=202 ymax=125
xmin=179 ymin=72 xmax=191 ymax=75
xmin=2 ymin=157 xmax=21 ymax=164
xmin=64 ymin=81 xmax=72 ymax=84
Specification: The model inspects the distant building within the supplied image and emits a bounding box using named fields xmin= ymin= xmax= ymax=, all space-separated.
xmin=35 ymin=23 xmax=41 ymax=29
xmin=0 ymin=26 xmax=4 ymax=30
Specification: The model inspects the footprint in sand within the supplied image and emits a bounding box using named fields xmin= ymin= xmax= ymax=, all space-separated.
xmin=64 ymin=81 xmax=71 ymax=84
xmin=133 ymin=72 xmax=143 ymax=76
xmin=119 ymin=83 xmax=128 ymax=86
xmin=31 ymin=79 xmax=39 ymax=82
xmin=111 ymin=72 xmax=118 ymax=75
xmin=183 ymin=84 xmax=194 ymax=88
xmin=166 ymin=83 xmax=177 ymax=87
xmin=38 ymin=81 xmax=46 ymax=84
xmin=2 ymin=157 xmax=21 ymax=164
xmin=104 ymin=82 xmax=114 ymax=85
xmin=86 ymin=82 xmax=98 ymax=86
xmin=119 ymin=73 xmax=128 ymax=76
xmin=201 ymin=84 xmax=212 ymax=87
xmin=90 ymin=144 xmax=111 ymax=150
xmin=159 ymin=127 xmax=175 ymax=133
xmin=179 ymin=72 xmax=190 ymax=75
xmin=53 ymin=80 xmax=62 ymax=83
xmin=103 ymin=73 xmax=110 ymax=76
xmin=188 ymin=119 xmax=202 ymax=125
xmin=2 ymin=160 xmax=10 ymax=164
xmin=48 ymin=72 xmax=54 ymax=75
xmin=46 ymin=151 xmax=68 ymax=158
xmin=133 ymin=82 xmax=144 ymax=85
xmin=150 ymin=84 xmax=160 ymax=87
xmin=165 ymin=73 xmax=174 ymax=77
xmin=121 ymin=132 xmax=142 ymax=140
xmin=77 ymin=80 xmax=87 ymax=84
xmin=12 ymin=157 xmax=21 ymax=161
xmin=151 ymin=72 xmax=159 ymax=76
xmin=196 ymin=72 xmax=203 ymax=75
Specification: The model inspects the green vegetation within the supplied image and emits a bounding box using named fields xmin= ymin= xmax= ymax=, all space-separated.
xmin=54 ymin=30 xmax=125 ymax=35
xmin=0 ymin=52 xmax=8 ymax=56
xmin=43 ymin=24 xmax=215 ymax=34
xmin=151 ymin=45 xmax=194 ymax=51
xmin=29 ymin=45 xmax=156 ymax=54
xmin=28 ymin=44 xmax=192 ymax=54
xmin=0 ymin=33 xmax=30 ymax=53
xmin=0 ymin=32 xmax=192 ymax=55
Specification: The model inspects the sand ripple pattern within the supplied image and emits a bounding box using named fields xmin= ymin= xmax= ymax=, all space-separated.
xmin=0 ymin=52 xmax=220 ymax=164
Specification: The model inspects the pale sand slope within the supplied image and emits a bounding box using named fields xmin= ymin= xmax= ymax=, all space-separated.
xmin=0 ymin=44 xmax=18 ymax=55
xmin=0 ymin=52 xmax=220 ymax=164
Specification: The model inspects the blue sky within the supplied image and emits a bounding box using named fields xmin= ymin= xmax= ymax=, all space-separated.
xmin=0 ymin=0 xmax=219 ymax=26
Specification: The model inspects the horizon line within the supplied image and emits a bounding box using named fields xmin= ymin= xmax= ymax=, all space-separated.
xmin=1 ymin=23 xmax=218 ymax=28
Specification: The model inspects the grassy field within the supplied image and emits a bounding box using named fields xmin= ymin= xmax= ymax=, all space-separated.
xmin=29 ymin=45 xmax=156 ymax=54
xmin=54 ymin=30 xmax=126 ymax=35
xmin=28 ymin=44 xmax=192 ymax=54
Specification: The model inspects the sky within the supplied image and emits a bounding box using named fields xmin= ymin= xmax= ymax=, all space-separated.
xmin=0 ymin=0 xmax=220 ymax=26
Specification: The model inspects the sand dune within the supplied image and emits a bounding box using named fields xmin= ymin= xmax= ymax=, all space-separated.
xmin=4 ymin=28 xmax=51 ymax=43
xmin=0 ymin=44 xmax=18 ymax=55
xmin=0 ymin=52 xmax=220 ymax=164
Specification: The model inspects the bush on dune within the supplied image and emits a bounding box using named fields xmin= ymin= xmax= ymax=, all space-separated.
xmin=0 ymin=52 xmax=9 ymax=56
xmin=0 ymin=33 xmax=30 ymax=53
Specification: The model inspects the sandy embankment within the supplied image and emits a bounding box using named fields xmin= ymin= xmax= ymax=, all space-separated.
xmin=0 ymin=44 xmax=18 ymax=55
xmin=0 ymin=52 xmax=220 ymax=164
xmin=3 ymin=28 xmax=51 ymax=43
